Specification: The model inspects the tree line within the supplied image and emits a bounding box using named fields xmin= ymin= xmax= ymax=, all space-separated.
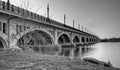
xmin=101 ymin=37 xmax=120 ymax=42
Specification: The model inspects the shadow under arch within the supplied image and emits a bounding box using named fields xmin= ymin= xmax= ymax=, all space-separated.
xmin=57 ymin=33 xmax=71 ymax=44
xmin=81 ymin=37 xmax=85 ymax=43
xmin=73 ymin=36 xmax=80 ymax=43
xmin=17 ymin=30 xmax=54 ymax=50
xmin=89 ymin=38 xmax=92 ymax=42
xmin=86 ymin=37 xmax=89 ymax=42
xmin=0 ymin=36 xmax=7 ymax=48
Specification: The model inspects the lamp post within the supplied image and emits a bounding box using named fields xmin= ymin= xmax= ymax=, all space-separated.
xmin=64 ymin=14 xmax=66 ymax=26
xmin=78 ymin=24 xmax=80 ymax=30
xmin=82 ymin=26 xmax=83 ymax=31
xmin=73 ymin=20 xmax=74 ymax=28
xmin=47 ymin=3 xmax=49 ymax=18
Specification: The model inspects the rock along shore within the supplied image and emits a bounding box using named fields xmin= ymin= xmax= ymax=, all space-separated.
xmin=0 ymin=49 xmax=120 ymax=70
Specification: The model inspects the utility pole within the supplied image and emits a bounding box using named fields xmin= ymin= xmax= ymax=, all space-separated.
xmin=73 ymin=20 xmax=74 ymax=28
xmin=86 ymin=29 xmax=88 ymax=33
xmin=64 ymin=14 xmax=66 ymax=26
xmin=78 ymin=24 xmax=80 ymax=30
xmin=47 ymin=3 xmax=49 ymax=18
xmin=85 ymin=27 xmax=86 ymax=32
xmin=82 ymin=26 xmax=83 ymax=31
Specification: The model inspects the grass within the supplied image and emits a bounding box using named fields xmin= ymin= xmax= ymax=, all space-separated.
xmin=0 ymin=48 xmax=119 ymax=70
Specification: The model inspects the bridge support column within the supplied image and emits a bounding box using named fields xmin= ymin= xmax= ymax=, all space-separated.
xmin=84 ymin=46 xmax=88 ymax=53
xmin=69 ymin=48 xmax=74 ymax=59
xmin=84 ymin=37 xmax=87 ymax=45
xmin=1 ymin=23 xmax=3 ymax=33
xmin=71 ymin=32 xmax=74 ymax=44
xmin=54 ymin=29 xmax=58 ymax=45
xmin=78 ymin=46 xmax=82 ymax=58
xmin=79 ymin=36 xmax=81 ymax=44
xmin=56 ymin=45 xmax=62 ymax=55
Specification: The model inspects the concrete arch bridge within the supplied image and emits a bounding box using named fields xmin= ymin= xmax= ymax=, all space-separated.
xmin=0 ymin=1 xmax=100 ymax=51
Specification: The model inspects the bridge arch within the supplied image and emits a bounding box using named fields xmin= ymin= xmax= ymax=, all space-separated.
xmin=86 ymin=37 xmax=89 ymax=43
xmin=92 ymin=38 xmax=94 ymax=42
xmin=17 ymin=28 xmax=54 ymax=41
xmin=17 ymin=29 xmax=54 ymax=49
xmin=0 ymin=32 xmax=7 ymax=48
xmin=73 ymin=35 xmax=80 ymax=43
xmin=57 ymin=33 xmax=71 ymax=44
xmin=89 ymin=38 xmax=92 ymax=42
xmin=81 ymin=37 xmax=85 ymax=43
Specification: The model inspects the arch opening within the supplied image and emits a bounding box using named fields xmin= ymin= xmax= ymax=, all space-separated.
xmin=17 ymin=30 xmax=54 ymax=50
xmin=81 ymin=37 xmax=85 ymax=43
xmin=58 ymin=34 xmax=71 ymax=44
xmin=90 ymin=38 xmax=92 ymax=42
xmin=86 ymin=38 xmax=89 ymax=42
xmin=73 ymin=36 xmax=79 ymax=43
xmin=0 ymin=40 xmax=3 ymax=48
xmin=92 ymin=39 xmax=94 ymax=42
xmin=0 ymin=37 xmax=7 ymax=48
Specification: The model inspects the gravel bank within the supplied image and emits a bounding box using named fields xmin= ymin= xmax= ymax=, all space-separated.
xmin=0 ymin=49 xmax=119 ymax=70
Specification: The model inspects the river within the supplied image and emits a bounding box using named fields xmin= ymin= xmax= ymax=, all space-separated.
xmin=81 ymin=42 xmax=120 ymax=68
xmin=1 ymin=42 xmax=120 ymax=68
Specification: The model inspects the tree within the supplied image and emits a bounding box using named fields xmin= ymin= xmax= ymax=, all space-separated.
xmin=8 ymin=0 xmax=41 ymax=50
xmin=20 ymin=0 xmax=42 ymax=14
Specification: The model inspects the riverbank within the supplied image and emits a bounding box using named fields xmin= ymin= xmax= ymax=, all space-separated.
xmin=0 ymin=49 xmax=119 ymax=70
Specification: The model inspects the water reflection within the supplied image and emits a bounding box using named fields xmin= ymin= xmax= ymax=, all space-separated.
xmin=79 ymin=43 xmax=120 ymax=68
xmin=81 ymin=46 xmax=94 ymax=56
xmin=73 ymin=44 xmax=96 ymax=58
xmin=62 ymin=43 xmax=120 ymax=68
xmin=58 ymin=43 xmax=120 ymax=68
xmin=61 ymin=44 xmax=96 ymax=58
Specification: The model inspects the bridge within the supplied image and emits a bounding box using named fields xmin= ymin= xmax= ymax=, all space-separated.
xmin=0 ymin=1 xmax=100 ymax=52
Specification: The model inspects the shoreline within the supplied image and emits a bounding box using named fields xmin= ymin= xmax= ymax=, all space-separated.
xmin=0 ymin=49 xmax=120 ymax=70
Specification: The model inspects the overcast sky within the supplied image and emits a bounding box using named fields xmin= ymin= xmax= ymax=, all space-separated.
xmin=2 ymin=0 xmax=120 ymax=39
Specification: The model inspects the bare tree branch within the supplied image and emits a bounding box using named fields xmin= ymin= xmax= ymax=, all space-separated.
xmin=35 ymin=6 xmax=42 ymax=14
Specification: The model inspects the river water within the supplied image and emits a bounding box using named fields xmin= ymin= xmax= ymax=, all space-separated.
xmin=81 ymin=42 xmax=120 ymax=68
xmin=0 ymin=42 xmax=120 ymax=68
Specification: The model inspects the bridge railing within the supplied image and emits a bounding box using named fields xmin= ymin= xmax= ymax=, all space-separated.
xmin=0 ymin=1 xmax=47 ymax=24
xmin=0 ymin=1 xmax=80 ymax=30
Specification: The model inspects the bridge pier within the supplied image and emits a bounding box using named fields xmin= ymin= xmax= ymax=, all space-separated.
xmin=69 ymin=47 xmax=75 ymax=59
xmin=78 ymin=46 xmax=82 ymax=58
xmin=54 ymin=29 xmax=58 ymax=45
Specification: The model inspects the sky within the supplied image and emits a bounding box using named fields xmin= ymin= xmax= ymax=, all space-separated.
xmin=1 ymin=0 xmax=120 ymax=39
